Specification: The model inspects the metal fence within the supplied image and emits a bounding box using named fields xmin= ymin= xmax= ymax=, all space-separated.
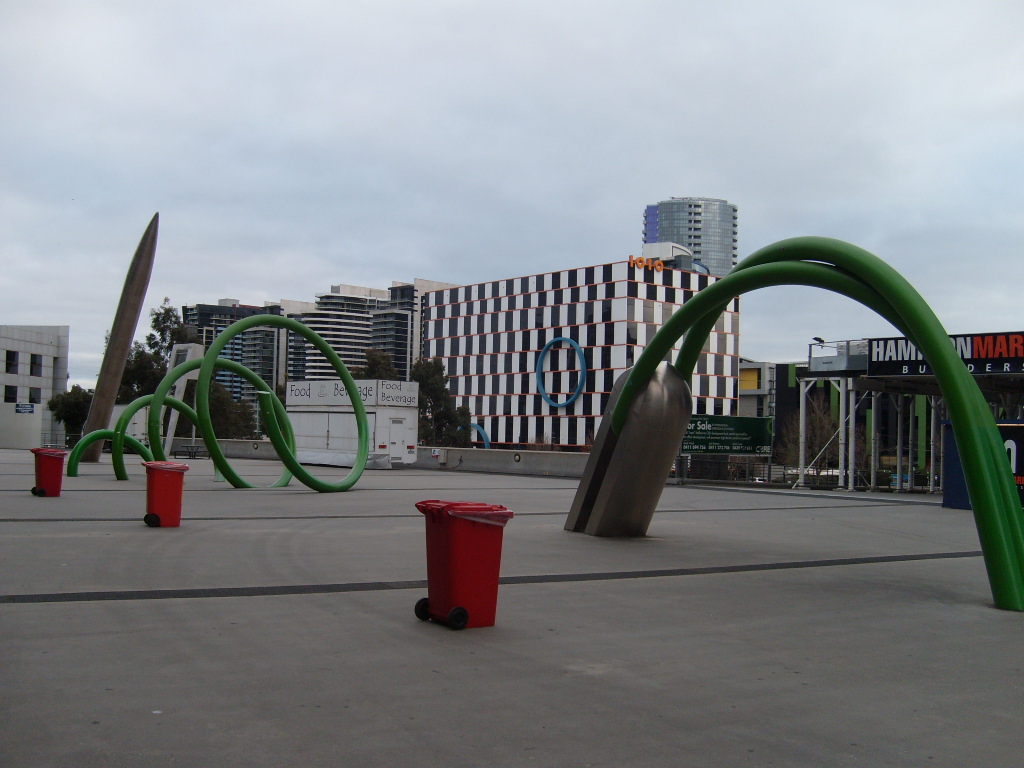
xmin=40 ymin=432 xmax=82 ymax=449
xmin=673 ymin=454 xmax=937 ymax=492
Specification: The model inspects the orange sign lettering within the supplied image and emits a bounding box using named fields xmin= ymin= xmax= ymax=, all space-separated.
xmin=628 ymin=255 xmax=664 ymax=272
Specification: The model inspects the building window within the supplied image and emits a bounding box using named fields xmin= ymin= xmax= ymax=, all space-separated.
xmin=30 ymin=354 xmax=43 ymax=377
xmin=4 ymin=385 xmax=17 ymax=403
xmin=28 ymin=387 xmax=41 ymax=404
xmin=5 ymin=350 xmax=17 ymax=374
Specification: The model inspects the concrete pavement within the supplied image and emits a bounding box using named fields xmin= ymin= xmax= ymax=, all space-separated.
xmin=1 ymin=449 xmax=1021 ymax=766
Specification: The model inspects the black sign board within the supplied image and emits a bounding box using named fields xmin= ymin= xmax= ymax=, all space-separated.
xmin=867 ymin=332 xmax=1024 ymax=376
xmin=681 ymin=415 xmax=773 ymax=455
xmin=944 ymin=422 xmax=1024 ymax=510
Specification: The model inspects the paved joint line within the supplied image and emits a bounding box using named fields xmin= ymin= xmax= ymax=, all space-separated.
xmin=0 ymin=551 xmax=981 ymax=605
xmin=500 ymin=551 xmax=982 ymax=585
xmin=0 ymin=511 xmax=570 ymax=523
xmin=0 ymin=508 xmax=925 ymax=524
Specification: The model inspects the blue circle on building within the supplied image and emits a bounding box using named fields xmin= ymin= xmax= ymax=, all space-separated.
xmin=457 ymin=422 xmax=491 ymax=448
xmin=535 ymin=337 xmax=587 ymax=408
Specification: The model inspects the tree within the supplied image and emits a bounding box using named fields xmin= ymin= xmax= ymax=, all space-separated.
xmin=146 ymin=297 xmax=196 ymax=362
xmin=773 ymin=393 xmax=839 ymax=468
xmin=117 ymin=342 xmax=166 ymax=404
xmin=116 ymin=299 xmax=194 ymax=404
xmin=47 ymin=385 xmax=94 ymax=437
xmin=172 ymin=380 xmax=257 ymax=439
xmin=351 ymin=348 xmax=400 ymax=381
xmin=451 ymin=405 xmax=472 ymax=448
xmin=410 ymin=358 xmax=468 ymax=447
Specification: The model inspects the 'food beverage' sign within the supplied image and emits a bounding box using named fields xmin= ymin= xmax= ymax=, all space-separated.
xmin=286 ymin=379 xmax=419 ymax=408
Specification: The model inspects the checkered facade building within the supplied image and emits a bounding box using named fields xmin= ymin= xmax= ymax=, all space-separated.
xmin=421 ymin=260 xmax=739 ymax=450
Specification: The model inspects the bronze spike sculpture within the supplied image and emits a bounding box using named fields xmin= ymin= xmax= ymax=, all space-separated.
xmin=78 ymin=213 xmax=159 ymax=462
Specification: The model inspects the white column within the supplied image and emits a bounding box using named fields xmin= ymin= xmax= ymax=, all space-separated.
xmin=838 ymin=378 xmax=848 ymax=488
xmin=798 ymin=380 xmax=810 ymax=488
xmin=870 ymin=391 xmax=879 ymax=489
xmin=896 ymin=394 xmax=905 ymax=492
xmin=848 ymin=387 xmax=857 ymax=491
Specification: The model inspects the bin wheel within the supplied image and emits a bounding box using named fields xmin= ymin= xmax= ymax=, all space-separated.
xmin=447 ymin=607 xmax=469 ymax=630
xmin=414 ymin=598 xmax=431 ymax=621
xmin=143 ymin=513 xmax=161 ymax=528
xmin=31 ymin=487 xmax=45 ymax=497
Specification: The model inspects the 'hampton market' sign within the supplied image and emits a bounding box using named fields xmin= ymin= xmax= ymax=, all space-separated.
xmin=866 ymin=331 xmax=1024 ymax=376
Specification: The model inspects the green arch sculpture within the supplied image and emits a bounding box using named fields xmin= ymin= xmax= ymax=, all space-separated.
xmin=614 ymin=237 xmax=1024 ymax=611
xmin=67 ymin=429 xmax=154 ymax=476
xmin=66 ymin=394 xmax=193 ymax=477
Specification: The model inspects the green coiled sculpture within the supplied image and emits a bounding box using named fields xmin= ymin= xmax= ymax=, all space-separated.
xmin=69 ymin=315 xmax=369 ymax=493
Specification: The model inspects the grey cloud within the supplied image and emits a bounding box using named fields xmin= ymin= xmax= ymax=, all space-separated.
xmin=1 ymin=1 xmax=1022 ymax=382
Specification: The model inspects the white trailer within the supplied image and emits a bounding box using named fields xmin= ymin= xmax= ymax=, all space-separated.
xmin=109 ymin=403 xmax=150 ymax=443
xmin=285 ymin=379 xmax=419 ymax=469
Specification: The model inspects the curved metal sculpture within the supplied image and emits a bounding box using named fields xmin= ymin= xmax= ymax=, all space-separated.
xmin=571 ymin=237 xmax=1024 ymax=611
xmin=71 ymin=315 xmax=370 ymax=493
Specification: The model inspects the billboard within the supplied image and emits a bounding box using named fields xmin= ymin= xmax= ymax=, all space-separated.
xmin=1004 ymin=424 xmax=1024 ymax=505
xmin=681 ymin=415 xmax=773 ymax=455
xmin=867 ymin=332 xmax=1024 ymax=376
xmin=943 ymin=422 xmax=1024 ymax=510
xmin=286 ymin=379 xmax=419 ymax=409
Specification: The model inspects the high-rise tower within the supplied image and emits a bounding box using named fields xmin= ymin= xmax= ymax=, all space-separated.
xmin=642 ymin=197 xmax=738 ymax=276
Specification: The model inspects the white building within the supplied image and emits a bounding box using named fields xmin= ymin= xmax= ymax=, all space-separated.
xmin=421 ymin=258 xmax=738 ymax=450
xmin=286 ymin=279 xmax=456 ymax=382
xmin=642 ymin=197 xmax=739 ymax=276
xmin=1 ymin=326 xmax=70 ymax=448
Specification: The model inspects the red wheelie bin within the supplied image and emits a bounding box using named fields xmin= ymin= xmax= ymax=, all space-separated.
xmin=414 ymin=499 xmax=514 ymax=630
xmin=142 ymin=461 xmax=190 ymax=528
xmin=30 ymin=448 xmax=67 ymax=497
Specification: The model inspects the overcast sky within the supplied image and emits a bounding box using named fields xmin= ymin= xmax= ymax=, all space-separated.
xmin=3 ymin=1 xmax=1022 ymax=388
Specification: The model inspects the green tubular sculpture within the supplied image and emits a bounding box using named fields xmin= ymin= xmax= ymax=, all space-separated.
xmin=258 ymin=390 xmax=362 ymax=493
xmin=67 ymin=429 xmax=153 ymax=476
xmin=614 ymin=236 xmax=1024 ymax=611
xmin=70 ymin=315 xmax=369 ymax=493
xmin=147 ymin=356 xmax=296 ymax=489
xmin=111 ymin=394 xmax=196 ymax=481
xmin=194 ymin=315 xmax=369 ymax=493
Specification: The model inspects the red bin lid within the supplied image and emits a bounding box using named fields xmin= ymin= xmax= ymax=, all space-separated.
xmin=142 ymin=461 xmax=190 ymax=472
xmin=415 ymin=499 xmax=461 ymax=516
xmin=415 ymin=499 xmax=513 ymax=526
xmin=30 ymin=447 xmax=67 ymax=457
